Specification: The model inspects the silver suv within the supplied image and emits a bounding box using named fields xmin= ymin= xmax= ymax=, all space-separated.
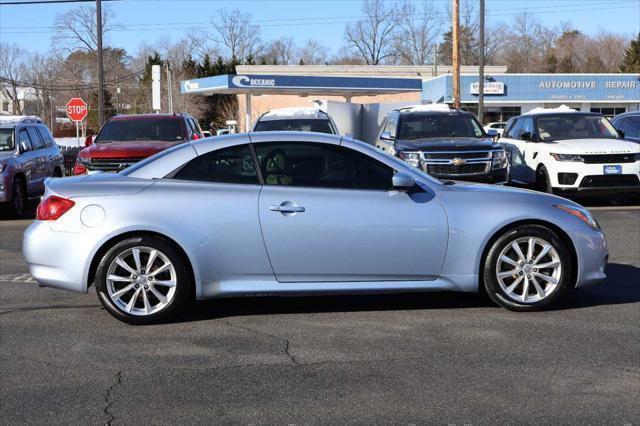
xmin=0 ymin=116 xmax=64 ymax=217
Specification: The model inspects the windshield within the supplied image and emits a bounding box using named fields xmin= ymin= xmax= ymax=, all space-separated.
xmin=0 ymin=129 xmax=15 ymax=151
xmin=95 ymin=118 xmax=185 ymax=143
xmin=536 ymin=114 xmax=618 ymax=141
xmin=254 ymin=119 xmax=334 ymax=134
xmin=398 ymin=114 xmax=485 ymax=140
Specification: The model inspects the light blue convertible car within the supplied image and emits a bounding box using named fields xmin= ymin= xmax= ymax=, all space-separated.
xmin=23 ymin=132 xmax=608 ymax=324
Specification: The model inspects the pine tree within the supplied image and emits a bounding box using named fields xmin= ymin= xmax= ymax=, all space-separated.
xmin=620 ymin=33 xmax=640 ymax=73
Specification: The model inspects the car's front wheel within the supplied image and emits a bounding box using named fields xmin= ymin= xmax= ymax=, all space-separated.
xmin=483 ymin=225 xmax=573 ymax=311
xmin=95 ymin=236 xmax=192 ymax=324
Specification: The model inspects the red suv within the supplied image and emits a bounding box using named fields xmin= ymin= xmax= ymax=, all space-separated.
xmin=74 ymin=113 xmax=203 ymax=174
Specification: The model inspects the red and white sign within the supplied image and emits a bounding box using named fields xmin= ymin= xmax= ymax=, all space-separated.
xmin=66 ymin=98 xmax=88 ymax=122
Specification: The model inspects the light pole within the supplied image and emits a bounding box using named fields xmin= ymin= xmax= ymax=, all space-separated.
xmin=96 ymin=0 xmax=105 ymax=126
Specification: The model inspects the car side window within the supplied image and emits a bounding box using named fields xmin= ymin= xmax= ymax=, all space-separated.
xmin=171 ymin=144 xmax=258 ymax=184
xmin=382 ymin=113 xmax=398 ymax=138
xmin=621 ymin=117 xmax=640 ymax=138
xmin=18 ymin=129 xmax=32 ymax=152
xmin=27 ymin=127 xmax=45 ymax=150
xmin=254 ymin=142 xmax=394 ymax=191
xmin=36 ymin=127 xmax=54 ymax=147
xmin=521 ymin=117 xmax=534 ymax=137
xmin=189 ymin=119 xmax=202 ymax=137
xmin=504 ymin=118 xmax=521 ymax=139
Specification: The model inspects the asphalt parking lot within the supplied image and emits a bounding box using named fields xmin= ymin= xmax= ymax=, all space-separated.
xmin=1 ymin=203 xmax=639 ymax=424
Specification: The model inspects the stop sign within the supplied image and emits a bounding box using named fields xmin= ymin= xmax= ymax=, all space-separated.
xmin=66 ymin=98 xmax=88 ymax=122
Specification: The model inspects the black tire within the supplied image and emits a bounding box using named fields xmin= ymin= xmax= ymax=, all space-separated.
xmin=95 ymin=236 xmax=192 ymax=325
xmin=10 ymin=178 xmax=26 ymax=218
xmin=482 ymin=224 xmax=573 ymax=311
xmin=536 ymin=166 xmax=554 ymax=194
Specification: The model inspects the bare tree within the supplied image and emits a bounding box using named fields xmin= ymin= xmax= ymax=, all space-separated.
xmin=299 ymin=39 xmax=329 ymax=65
xmin=51 ymin=4 xmax=116 ymax=53
xmin=212 ymin=9 xmax=261 ymax=61
xmin=499 ymin=13 xmax=557 ymax=72
xmin=0 ymin=43 xmax=30 ymax=115
xmin=344 ymin=0 xmax=396 ymax=65
xmin=263 ymin=37 xmax=296 ymax=65
xmin=392 ymin=0 xmax=441 ymax=65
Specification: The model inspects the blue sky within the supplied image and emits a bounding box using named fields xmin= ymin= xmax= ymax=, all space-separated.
xmin=1 ymin=0 xmax=639 ymax=56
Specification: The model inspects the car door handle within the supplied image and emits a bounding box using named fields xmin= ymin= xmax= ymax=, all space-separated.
xmin=270 ymin=204 xmax=305 ymax=213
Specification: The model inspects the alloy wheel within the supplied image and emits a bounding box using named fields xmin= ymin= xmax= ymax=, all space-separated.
xmin=106 ymin=246 xmax=177 ymax=316
xmin=495 ymin=236 xmax=562 ymax=303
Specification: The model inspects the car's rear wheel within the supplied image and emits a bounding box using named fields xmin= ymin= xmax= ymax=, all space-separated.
xmin=483 ymin=225 xmax=572 ymax=311
xmin=95 ymin=236 xmax=192 ymax=324
xmin=11 ymin=178 xmax=26 ymax=218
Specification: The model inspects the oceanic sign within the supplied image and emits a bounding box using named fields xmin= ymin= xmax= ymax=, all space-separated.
xmin=231 ymin=75 xmax=276 ymax=87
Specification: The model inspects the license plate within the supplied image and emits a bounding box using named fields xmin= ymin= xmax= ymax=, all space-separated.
xmin=603 ymin=165 xmax=622 ymax=175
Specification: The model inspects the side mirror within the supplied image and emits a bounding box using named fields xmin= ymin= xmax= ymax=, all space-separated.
xmin=380 ymin=131 xmax=393 ymax=141
xmin=392 ymin=172 xmax=416 ymax=190
xmin=486 ymin=129 xmax=499 ymax=140
xmin=84 ymin=135 xmax=93 ymax=147
xmin=520 ymin=131 xmax=533 ymax=142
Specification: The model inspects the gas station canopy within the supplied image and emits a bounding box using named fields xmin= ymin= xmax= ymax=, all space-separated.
xmin=180 ymin=74 xmax=422 ymax=97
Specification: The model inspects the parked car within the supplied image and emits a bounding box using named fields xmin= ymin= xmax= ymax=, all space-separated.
xmin=375 ymin=105 xmax=509 ymax=184
xmin=253 ymin=107 xmax=338 ymax=134
xmin=0 ymin=116 xmax=64 ymax=217
xmin=611 ymin=111 xmax=640 ymax=144
xmin=73 ymin=113 xmax=203 ymax=174
xmin=499 ymin=107 xmax=640 ymax=196
xmin=25 ymin=131 xmax=607 ymax=324
xmin=483 ymin=122 xmax=507 ymax=136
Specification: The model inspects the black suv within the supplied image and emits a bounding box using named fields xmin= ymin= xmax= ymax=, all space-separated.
xmin=376 ymin=105 xmax=509 ymax=184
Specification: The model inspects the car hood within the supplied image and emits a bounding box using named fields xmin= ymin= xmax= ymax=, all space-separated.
xmin=538 ymin=138 xmax=640 ymax=154
xmin=80 ymin=140 xmax=184 ymax=159
xmin=395 ymin=137 xmax=500 ymax=152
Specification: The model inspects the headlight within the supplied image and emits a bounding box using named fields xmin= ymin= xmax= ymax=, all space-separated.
xmin=555 ymin=205 xmax=600 ymax=230
xmin=550 ymin=153 xmax=583 ymax=162
xmin=491 ymin=150 xmax=508 ymax=170
xmin=398 ymin=151 xmax=421 ymax=168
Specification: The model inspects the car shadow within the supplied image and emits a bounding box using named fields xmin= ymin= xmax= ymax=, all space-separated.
xmin=553 ymin=262 xmax=640 ymax=310
xmin=175 ymin=263 xmax=639 ymax=323
xmin=0 ymin=199 xmax=38 ymax=221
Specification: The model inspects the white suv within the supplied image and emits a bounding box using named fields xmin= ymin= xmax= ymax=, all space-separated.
xmin=253 ymin=107 xmax=338 ymax=135
xmin=499 ymin=108 xmax=640 ymax=196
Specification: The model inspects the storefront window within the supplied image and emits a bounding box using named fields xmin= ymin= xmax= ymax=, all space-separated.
xmin=590 ymin=107 xmax=626 ymax=118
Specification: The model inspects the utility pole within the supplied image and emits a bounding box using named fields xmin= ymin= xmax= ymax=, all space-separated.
xmin=452 ymin=0 xmax=460 ymax=109
xmin=96 ymin=0 xmax=105 ymax=126
xmin=478 ymin=0 xmax=485 ymax=123
xmin=433 ymin=45 xmax=438 ymax=77
xmin=166 ymin=62 xmax=174 ymax=114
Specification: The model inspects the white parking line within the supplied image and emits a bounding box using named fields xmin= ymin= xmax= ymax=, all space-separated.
xmin=588 ymin=206 xmax=640 ymax=211
xmin=0 ymin=274 xmax=35 ymax=283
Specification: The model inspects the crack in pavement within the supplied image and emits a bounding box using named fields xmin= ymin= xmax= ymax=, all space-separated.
xmin=104 ymin=371 xmax=122 ymax=426
xmin=224 ymin=320 xmax=297 ymax=365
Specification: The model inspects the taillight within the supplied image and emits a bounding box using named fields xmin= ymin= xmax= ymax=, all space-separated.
xmin=36 ymin=196 xmax=75 ymax=221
